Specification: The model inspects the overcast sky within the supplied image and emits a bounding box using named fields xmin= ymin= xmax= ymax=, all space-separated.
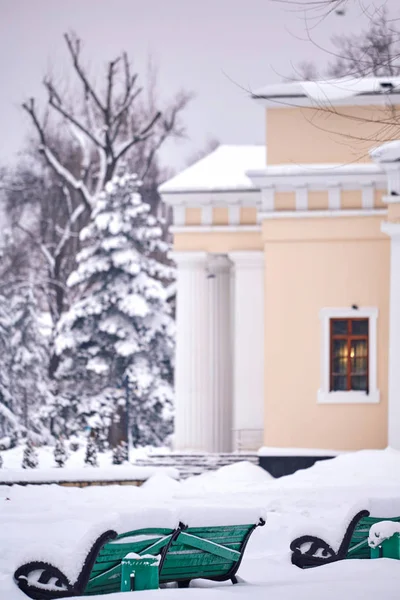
xmin=1 ymin=0 xmax=399 ymax=171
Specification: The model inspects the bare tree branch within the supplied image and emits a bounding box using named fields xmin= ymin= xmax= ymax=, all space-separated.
xmin=64 ymin=32 xmax=105 ymax=113
xmin=22 ymin=98 xmax=93 ymax=210
xmin=114 ymin=110 xmax=162 ymax=161
xmin=44 ymin=79 xmax=105 ymax=149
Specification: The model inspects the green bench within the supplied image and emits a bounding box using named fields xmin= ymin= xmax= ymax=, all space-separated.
xmin=291 ymin=509 xmax=400 ymax=568
xmin=15 ymin=518 xmax=265 ymax=598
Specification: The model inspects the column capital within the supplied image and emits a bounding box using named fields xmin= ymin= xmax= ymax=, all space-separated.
xmin=207 ymin=254 xmax=231 ymax=274
xmin=169 ymin=251 xmax=208 ymax=266
xmin=228 ymin=251 xmax=264 ymax=268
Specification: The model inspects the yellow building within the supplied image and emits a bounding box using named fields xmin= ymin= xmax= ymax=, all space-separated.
xmin=159 ymin=77 xmax=400 ymax=456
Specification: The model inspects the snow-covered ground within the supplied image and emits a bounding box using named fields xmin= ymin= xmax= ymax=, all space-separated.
xmin=2 ymin=448 xmax=400 ymax=599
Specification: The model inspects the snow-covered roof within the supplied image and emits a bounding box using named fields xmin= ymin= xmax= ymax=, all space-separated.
xmin=252 ymin=76 xmax=400 ymax=104
xmin=159 ymin=145 xmax=266 ymax=194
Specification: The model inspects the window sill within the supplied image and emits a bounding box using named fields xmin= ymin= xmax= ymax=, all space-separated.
xmin=317 ymin=390 xmax=380 ymax=404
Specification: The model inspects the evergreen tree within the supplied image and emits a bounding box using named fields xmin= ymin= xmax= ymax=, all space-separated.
xmin=22 ymin=438 xmax=39 ymax=469
xmin=112 ymin=440 xmax=129 ymax=465
xmin=0 ymin=294 xmax=14 ymax=441
xmin=9 ymin=286 xmax=53 ymax=440
xmin=84 ymin=436 xmax=98 ymax=467
xmin=0 ymin=285 xmax=52 ymax=444
xmin=55 ymin=173 xmax=175 ymax=446
xmin=54 ymin=438 xmax=68 ymax=467
xmin=0 ymin=454 xmax=3 ymax=468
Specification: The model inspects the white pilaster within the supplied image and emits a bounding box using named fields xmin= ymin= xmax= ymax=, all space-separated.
xmin=229 ymin=251 xmax=265 ymax=451
xmin=295 ymin=186 xmax=308 ymax=211
xmin=328 ymin=185 xmax=341 ymax=210
xmin=171 ymin=252 xmax=233 ymax=452
xmin=382 ymin=221 xmax=400 ymax=449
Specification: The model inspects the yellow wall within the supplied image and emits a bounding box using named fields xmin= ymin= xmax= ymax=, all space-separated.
xmin=275 ymin=192 xmax=296 ymax=211
xmin=240 ymin=207 xmax=257 ymax=225
xmin=262 ymin=215 xmax=389 ymax=450
xmin=212 ymin=207 xmax=229 ymax=225
xmin=308 ymin=191 xmax=329 ymax=211
xmin=174 ymin=231 xmax=263 ymax=253
xmin=341 ymin=190 xmax=362 ymax=210
xmin=266 ymin=105 xmax=400 ymax=165
xmin=185 ymin=208 xmax=202 ymax=226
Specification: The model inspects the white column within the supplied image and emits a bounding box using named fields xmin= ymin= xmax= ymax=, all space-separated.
xmin=171 ymin=252 xmax=232 ymax=452
xmin=207 ymin=255 xmax=233 ymax=452
xmin=382 ymin=222 xmax=400 ymax=449
xmin=229 ymin=252 xmax=265 ymax=451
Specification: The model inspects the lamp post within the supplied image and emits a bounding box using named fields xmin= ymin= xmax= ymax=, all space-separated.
xmin=123 ymin=375 xmax=131 ymax=463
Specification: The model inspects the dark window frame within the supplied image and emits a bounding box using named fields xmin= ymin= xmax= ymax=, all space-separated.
xmin=330 ymin=318 xmax=369 ymax=393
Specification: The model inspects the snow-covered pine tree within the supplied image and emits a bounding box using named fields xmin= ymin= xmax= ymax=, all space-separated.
xmin=84 ymin=436 xmax=98 ymax=467
xmin=0 ymin=294 xmax=14 ymax=442
xmin=54 ymin=438 xmax=68 ymax=467
xmin=112 ymin=440 xmax=129 ymax=465
xmin=55 ymin=173 xmax=175 ymax=447
xmin=9 ymin=286 xmax=53 ymax=442
xmin=22 ymin=438 xmax=39 ymax=469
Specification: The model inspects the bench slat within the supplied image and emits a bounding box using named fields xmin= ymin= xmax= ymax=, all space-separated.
xmin=176 ymin=532 xmax=241 ymax=562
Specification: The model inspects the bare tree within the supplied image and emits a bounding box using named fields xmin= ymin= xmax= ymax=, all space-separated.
xmin=15 ymin=33 xmax=191 ymax=317
xmin=7 ymin=32 xmax=192 ymax=378
xmin=327 ymin=8 xmax=400 ymax=77
xmin=185 ymin=137 xmax=220 ymax=167
xmin=23 ymin=32 xmax=191 ymax=209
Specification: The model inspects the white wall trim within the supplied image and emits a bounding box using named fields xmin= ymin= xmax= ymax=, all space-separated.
xmin=259 ymin=209 xmax=386 ymax=221
xmin=381 ymin=221 xmax=400 ymax=239
xmin=318 ymin=307 xmax=379 ymax=405
xmin=361 ymin=185 xmax=375 ymax=209
xmin=317 ymin=390 xmax=380 ymax=404
xmin=202 ymin=205 xmax=213 ymax=226
xmin=382 ymin=220 xmax=400 ymax=448
xmin=169 ymin=251 xmax=208 ymax=265
xmin=328 ymin=186 xmax=341 ymax=210
xmin=252 ymin=93 xmax=398 ymax=109
xmin=295 ymin=187 xmax=308 ymax=210
xmin=247 ymin=164 xmax=387 ymax=192
xmin=229 ymin=205 xmax=241 ymax=225
xmin=261 ymin=188 xmax=275 ymax=211
xmin=381 ymin=195 xmax=400 ymax=204
xmin=172 ymin=205 xmax=185 ymax=226
xmin=170 ymin=225 xmax=261 ymax=234
xmin=228 ymin=250 xmax=264 ymax=267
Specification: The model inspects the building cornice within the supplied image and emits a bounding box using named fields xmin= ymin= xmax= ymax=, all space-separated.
xmin=259 ymin=209 xmax=387 ymax=221
xmin=171 ymin=225 xmax=261 ymax=234
xmin=247 ymin=163 xmax=387 ymax=191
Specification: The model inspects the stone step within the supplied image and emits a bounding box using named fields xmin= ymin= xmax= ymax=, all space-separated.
xmin=133 ymin=452 xmax=259 ymax=479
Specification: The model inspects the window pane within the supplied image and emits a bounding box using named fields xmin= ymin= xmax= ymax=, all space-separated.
xmin=350 ymin=339 xmax=367 ymax=372
xmin=332 ymin=375 xmax=347 ymax=391
xmin=351 ymin=358 xmax=367 ymax=374
xmin=351 ymin=319 xmax=369 ymax=335
xmin=332 ymin=319 xmax=348 ymax=335
xmin=351 ymin=375 xmax=368 ymax=391
xmin=332 ymin=339 xmax=348 ymax=374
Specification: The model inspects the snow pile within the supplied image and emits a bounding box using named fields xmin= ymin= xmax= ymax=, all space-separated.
xmin=0 ymin=464 xmax=179 ymax=484
xmin=368 ymin=521 xmax=400 ymax=548
xmin=269 ymin=448 xmax=400 ymax=490
xmin=180 ymin=461 xmax=273 ymax=495
xmin=258 ymin=446 xmax=343 ymax=457
xmin=140 ymin=473 xmax=181 ymax=497
xmin=2 ymin=450 xmax=400 ymax=599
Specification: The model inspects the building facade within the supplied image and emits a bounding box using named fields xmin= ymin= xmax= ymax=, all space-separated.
xmin=160 ymin=77 xmax=400 ymax=453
